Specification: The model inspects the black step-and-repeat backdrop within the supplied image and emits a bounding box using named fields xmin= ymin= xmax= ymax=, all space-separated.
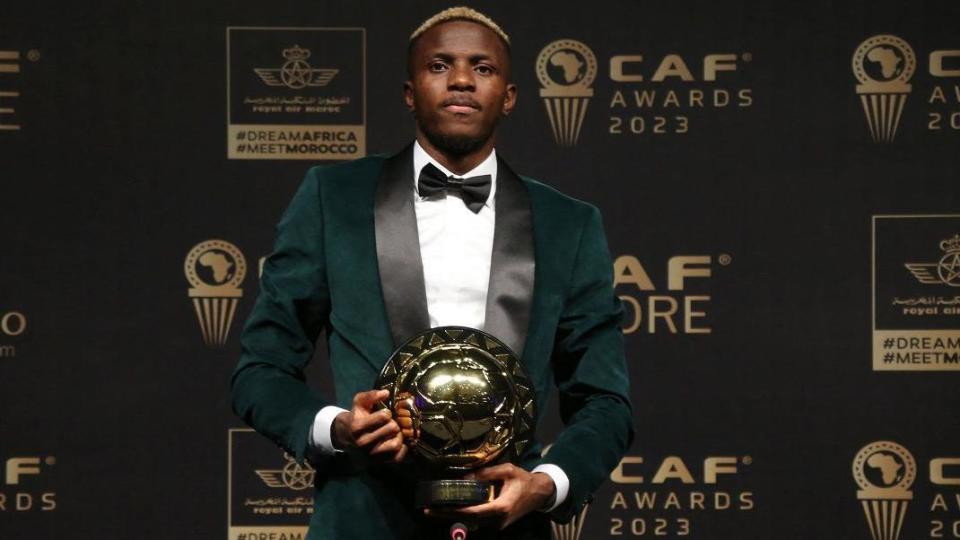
xmin=2 ymin=1 xmax=959 ymax=539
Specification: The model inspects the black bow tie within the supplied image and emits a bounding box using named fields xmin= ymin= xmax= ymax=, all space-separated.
xmin=417 ymin=162 xmax=491 ymax=214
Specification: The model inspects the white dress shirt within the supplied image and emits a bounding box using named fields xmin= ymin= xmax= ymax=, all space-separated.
xmin=308 ymin=140 xmax=569 ymax=511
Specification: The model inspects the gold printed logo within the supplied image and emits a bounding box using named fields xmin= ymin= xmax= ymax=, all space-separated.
xmin=2 ymin=455 xmax=57 ymax=512
xmin=853 ymin=441 xmax=916 ymax=540
xmin=1 ymin=310 xmax=26 ymax=359
xmin=551 ymin=504 xmax=588 ymax=540
xmin=537 ymin=39 xmax=597 ymax=146
xmin=904 ymin=234 xmax=960 ymax=287
xmin=852 ymin=35 xmax=916 ymax=142
xmin=255 ymin=452 xmax=315 ymax=491
xmin=253 ymin=45 xmax=338 ymax=90
xmin=184 ymin=240 xmax=246 ymax=347
xmin=0 ymin=50 xmax=21 ymax=131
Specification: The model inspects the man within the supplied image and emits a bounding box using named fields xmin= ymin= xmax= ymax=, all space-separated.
xmin=231 ymin=7 xmax=633 ymax=539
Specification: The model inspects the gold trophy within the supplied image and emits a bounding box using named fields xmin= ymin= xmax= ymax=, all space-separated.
xmin=374 ymin=326 xmax=536 ymax=508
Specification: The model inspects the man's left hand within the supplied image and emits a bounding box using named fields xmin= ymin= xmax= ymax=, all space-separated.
xmin=424 ymin=463 xmax=556 ymax=530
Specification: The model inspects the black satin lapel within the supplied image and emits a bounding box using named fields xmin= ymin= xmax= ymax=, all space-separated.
xmin=375 ymin=143 xmax=430 ymax=347
xmin=484 ymin=155 xmax=535 ymax=357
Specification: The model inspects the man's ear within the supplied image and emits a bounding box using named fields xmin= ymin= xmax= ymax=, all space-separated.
xmin=403 ymin=81 xmax=415 ymax=112
xmin=502 ymin=83 xmax=518 ymax=117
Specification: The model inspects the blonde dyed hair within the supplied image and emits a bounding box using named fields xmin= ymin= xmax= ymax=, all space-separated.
xmin=409 ymin=6 xmax=511 ymax=48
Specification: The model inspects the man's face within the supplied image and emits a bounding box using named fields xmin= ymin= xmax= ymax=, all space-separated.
xmin=404 ymin=21 xmax=517 ymax=156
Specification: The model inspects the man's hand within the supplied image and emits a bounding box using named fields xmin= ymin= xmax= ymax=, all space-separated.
xmin=394 ymin=393 xmax=419 ymax=441
xmin=424 ymin=463 xmax=557 ymax=530
xmin=332 ymin=389 xmax=408 ymax=463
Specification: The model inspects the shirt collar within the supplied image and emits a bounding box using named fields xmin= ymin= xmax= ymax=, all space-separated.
xmin=412 ymin=139 xmax=497 ymax=208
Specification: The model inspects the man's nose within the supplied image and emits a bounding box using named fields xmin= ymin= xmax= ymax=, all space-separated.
xmin=447 ymin=63 xmax=475 ymax=91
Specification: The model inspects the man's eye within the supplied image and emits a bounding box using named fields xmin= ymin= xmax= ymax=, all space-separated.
xmin=476 ymin=65 xmax=493 ymax=75
xmin=429 ymin=62 xmax=447 ymax=72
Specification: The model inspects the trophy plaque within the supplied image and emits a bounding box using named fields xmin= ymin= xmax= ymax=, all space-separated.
xmin=374 ymin=326 xmax=537 ymax=508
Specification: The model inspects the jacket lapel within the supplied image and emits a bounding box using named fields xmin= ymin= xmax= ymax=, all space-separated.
xmin=483 ymin=154 xmax=535 ymax=358
xmin=375 ymin=143 xmax=431 ymax=347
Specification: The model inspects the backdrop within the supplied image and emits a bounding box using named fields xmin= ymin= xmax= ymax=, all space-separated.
xmin=2 ymin=1 xmax=959 ymax=539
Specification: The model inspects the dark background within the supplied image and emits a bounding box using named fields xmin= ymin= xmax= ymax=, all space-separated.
xmin=1 ymin=1 xmax=958 ymax=539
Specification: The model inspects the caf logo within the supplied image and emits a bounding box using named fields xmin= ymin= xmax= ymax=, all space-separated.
xmin=904 ymin=234 xmax=960 ymax=287
xmin=254 ymin=45 xmax=338 ymax=90
xmin=550 ymin=504 xmax=588 ymax=540
xmin=852 ymin=35 xmax=916 ymax=143
xmin=184 ymin=239 xmax=246 ymax=347
xmin=537 ymin=39 xmax=597 ymax=146
xmin=852 ymin=441 xmax=916 ymax=540
xmin=255 ymin=452 xmax=315 ymax=491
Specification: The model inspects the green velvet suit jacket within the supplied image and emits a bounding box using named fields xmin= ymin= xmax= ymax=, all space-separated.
xmin=231 ymin=143 xmax=634 ymax=539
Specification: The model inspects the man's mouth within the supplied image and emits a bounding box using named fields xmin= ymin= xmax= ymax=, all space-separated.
xmin=442 ymin=97 xmax=480 ymax=114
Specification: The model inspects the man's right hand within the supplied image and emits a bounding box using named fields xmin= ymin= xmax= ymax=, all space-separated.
xmin=332 ymin=389 xmax=408 ymax=463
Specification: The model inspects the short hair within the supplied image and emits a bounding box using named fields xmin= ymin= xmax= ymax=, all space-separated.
xmin=407 ymin=6 xmax=512 ymax=78
xmin=409 ymin=6 xmax=510 ymax=47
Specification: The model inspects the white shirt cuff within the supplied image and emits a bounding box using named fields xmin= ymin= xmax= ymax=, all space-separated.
xmin=309 ymin=405 xmax=349 ymax=456
xmin=531 ymin=463 xmax=569 ymax=512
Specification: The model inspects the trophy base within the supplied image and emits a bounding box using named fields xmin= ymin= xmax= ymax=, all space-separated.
xmin=415 ymin=479 xmax=494 ymax=508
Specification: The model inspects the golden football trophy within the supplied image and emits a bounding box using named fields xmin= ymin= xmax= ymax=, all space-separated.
xmin=374 ymin=326 xmax=536 ymax=508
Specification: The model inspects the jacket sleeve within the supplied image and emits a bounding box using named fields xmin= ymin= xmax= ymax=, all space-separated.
xmin=230 ymin=166 xmax=332 ymax=465
xmin=531 ymin=205 xmax=635 ymax=524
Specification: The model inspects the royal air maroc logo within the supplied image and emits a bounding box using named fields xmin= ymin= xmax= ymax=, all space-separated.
xmin=184 ymin=239 xmax=246 ymax=347
xmin=228 ymin=428 xmax=313 ymax=540
xmin=904 ymin=234 xmax=960 ymax=287
xmin=873 ymin=216 xmax=960 ymax=371
xmin=852 ymin=35 xmax=916 ymax=143
xmin=253 ymin=45 xmax=338 ymax=90
xmin=226 ymin=27 xmax=366 ymax=160
xmin=537 ymin=39 xmax=597 ymax=146
xmin=255 ymin=452 xmax=315 ymax=491
xmin=853 ymin=441 xmax=916 ymax=540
